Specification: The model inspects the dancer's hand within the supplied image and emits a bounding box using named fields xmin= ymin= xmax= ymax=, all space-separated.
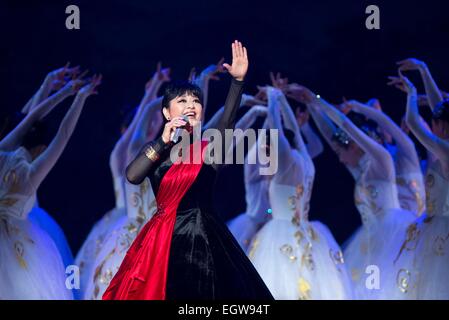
xmin=285 ymin=83 xmax=317 ymax=104
xmin=222 ymin=40 xmax=248 ymax=81
xmin=46 ymin=62 xmax=81 ymax=91
xmin=78 ymin=74 xmax=102 ymax=98
xmin=161 ymin=116 xmax=188 ymax=144
xmin=397 ymin=73 xmax=417 ymax=95
xmin=387 ymin=75 xmax=407 ymax=93
xmin=397 ymin=58 xmax=427 ymax=73
xmin=270 ymin=71 xmax=289 ymax=92
xmin=241 ymin=94 xmax=267 ymax=107
xmin=201 ymin=58 xmax=226 ymax=81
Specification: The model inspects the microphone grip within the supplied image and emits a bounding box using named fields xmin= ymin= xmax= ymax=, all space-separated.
xmin=170 ymin=115 xmax=189 ymax=143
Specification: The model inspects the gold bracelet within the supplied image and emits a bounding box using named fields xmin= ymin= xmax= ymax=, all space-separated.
xmin=145 ymin=146 xmax=160 ymax=161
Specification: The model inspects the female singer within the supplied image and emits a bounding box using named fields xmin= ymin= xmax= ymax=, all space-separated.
xmin=103 ymin=41 xmax=274 ymax=300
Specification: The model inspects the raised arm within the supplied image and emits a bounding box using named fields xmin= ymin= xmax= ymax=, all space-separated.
xmin=266 ymin=87 xmax=294 ymax=174
xmin=347 ymin=100 xmax=420 ymax=167
xmin=286 ymin=83 xmax=337 ymax=149
xmin=400 ymin=75 xmax=449 ymax=164
xmin=276 ymin=90 xmax=309 ymax=157
xmin=397 ymin=58 xmax=443 ymax=111
xmin=139 ymin=63 xmax=170 ymax=109
xmin=29 ymin=75 xmax=101 ymax=188
xmin=127 ymin=97 xmax=163 ymax=161
xmin=316 ymin=96 xmax=395 ymax=179
xmin=0 ymin=81 xmax=79 ymax=152
xmin=194 ymin=58 xmax=225 ymax=121
xmin=300 ymin=120 xmax=324 ymax=159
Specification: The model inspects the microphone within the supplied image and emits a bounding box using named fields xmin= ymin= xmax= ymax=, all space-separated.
xmin=171 ymin=115 xmax=189 ymax=143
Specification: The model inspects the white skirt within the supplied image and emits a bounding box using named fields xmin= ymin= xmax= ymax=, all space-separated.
xmin=83 ymin=215 xmax=146 ymax=300
xmin=390 ymin=213 xmax=449 ymax=299
xmin=0 ymin=216 xmax=73 ymax=299
xmin=227 ymin=213 xmax=260 ymax=253
xmin=74 ymin=207 xmax=125 ymax=299
xmin=343 ymin=208 xmax=416 ymax=299
xmin=249 ymin=218 xmax=353 ymax=300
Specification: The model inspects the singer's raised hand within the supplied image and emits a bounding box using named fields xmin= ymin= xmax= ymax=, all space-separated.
xmin=222 ymin=40 xmax=248 ymax=81
xmin=161 ymin=116 xmax=188 ymax=144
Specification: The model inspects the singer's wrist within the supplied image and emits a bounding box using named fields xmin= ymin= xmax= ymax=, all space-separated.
xmin=161 ymin=135 xmax=170 ymax=144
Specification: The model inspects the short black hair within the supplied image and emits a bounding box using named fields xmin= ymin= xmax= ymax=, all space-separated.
xmin=433 ymin=99 xmax=449 ymax=123
xmin=161 ymin=81 xmax=203 ymax=111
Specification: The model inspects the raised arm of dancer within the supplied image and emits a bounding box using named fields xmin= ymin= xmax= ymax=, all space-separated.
xmin=30 ymin=75 xmax=101 ymax=188
xmin=400 ymin=75 xmax=449 ymax=165
xmin=0 ymin=80 xmax=80 ymax=152
xmin=397 ymin=58 xmax=443 ymax=111
xmin=139 ymin=63 xmax=170 ymax=109
xmin=127 ymin=97 xmax=163 ymax=161
xmin=301 ymin=121 xmax=324 ymax=159
xmin=347 ymin=100 xmax=420 ymax=170
xmin=316 ymin=96 xmax=395 ymax=180
xmin=194 ymin=58 xmax=225 ymax=121
xmin=266 ymin=87 xmax=294 ymax=174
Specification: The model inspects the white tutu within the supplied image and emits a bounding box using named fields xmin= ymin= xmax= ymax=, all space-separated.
xmin=28 ymin=205 xmax=74 ymax=268
xmin=75 ymin=207 xmax=125 ymax=298
xmin=390 ymin=213 xmax=449 ymax=300
xmin=227 ymin=213 xmax=261 ymax=253
xmin=0 ymin=216 xmax=73 ymax=299
xmin=83 ymin=178 xmax=156 ymax=300
xmin=343 ymin=207 xmax=416 ymax=299
xmin=249 ymin=218 xmax=353 ymax=300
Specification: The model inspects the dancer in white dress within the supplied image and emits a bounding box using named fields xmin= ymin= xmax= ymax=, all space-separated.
xmin=0 ymin=74 xmax=100 ymax=299
xmin=248 ymin=87 xmax=352 ymax=300
xmin=20 ymin=65 xmax=80 ymax=269
xmin=288 ymin=83 xmax=416 ymax=299
xmin=344 ymin=100 xmax=426 ymax=217
xmin=387 ymin=64 xmax=449 ymax=299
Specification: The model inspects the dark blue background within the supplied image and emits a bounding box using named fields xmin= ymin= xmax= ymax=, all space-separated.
xmin=2 ymin=0 xmax=448 ymax=253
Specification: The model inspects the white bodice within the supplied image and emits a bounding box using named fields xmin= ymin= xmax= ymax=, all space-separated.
xmin=269 ymin=151 xmax=315 ymax=224
xmin=124 ymin=177 xmax=156 ymax=223
xmin=352 ymin=155 xmax=400 ymax=226
xmin=245 ymin=178 xmax=270 ymax=224
xmin=425 ymin=163 xmax=449 ymax=217
xmin=0 ymin=148 xmax=36 ymax=220
xmin=112 ymin=175 xmax=125 ymax=209
xmin=396 ymin=171 xmax=426 ymax=216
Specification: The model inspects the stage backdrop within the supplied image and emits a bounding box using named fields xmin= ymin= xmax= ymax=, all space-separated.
xmin=2 ymin=0 xmax=449 ymax=253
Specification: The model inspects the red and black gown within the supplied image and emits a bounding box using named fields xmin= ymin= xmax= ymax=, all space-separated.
xmin=103 ymin=78 xmax=274 ymax=300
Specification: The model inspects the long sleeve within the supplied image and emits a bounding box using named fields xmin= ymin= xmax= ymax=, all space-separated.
xmin=406 ymin=91 xmax=449 ymax=164
xmin=266 ymin=88 xmax=293 ymax=174
xmin=229 ymin=106 xmax=267 ymax=155
xmin=127 ymin=97 xmax=163 ymax=161
xmin=125 ymin=137 xmax=172 ymax=185
xmin=21 ymin=76 xmax=53 ymax=114
xmin=276 ymin=91 xmax=309 ymax=158
xmin=318 ymin=97 xmax=395 ymax=180
xmin=352 ymin=101 xmax=420 ymax=173
xmin=29 ymin=94 xmax=88 ymax=188
xmin=207 ymin=78 xmax=244 ymax=169
xmin=194 ymin=66 xmax=215 ymax=121
xmin=307 ymin=101 xmax=338 ymax=149
xmin=0 ymin=88 xmax=72 ymax=152
xmin=420 ymin=65 xmax=444 ymax=111
xmin=301 ymin=122 xmax=324 ymax=159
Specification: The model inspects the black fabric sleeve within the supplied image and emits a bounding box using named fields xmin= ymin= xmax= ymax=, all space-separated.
xmin=210 ymin=78 xmax=244 ymax=169
xmin=125 ymin=136 xmax=172 ymax=184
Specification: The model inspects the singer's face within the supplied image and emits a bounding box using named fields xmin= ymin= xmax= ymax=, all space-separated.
xmin=166 ymin=93 xmax=202 ymax=127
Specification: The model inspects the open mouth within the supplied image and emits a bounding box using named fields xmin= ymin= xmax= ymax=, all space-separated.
xmin=184 ymin=112 xmax=196 ymax=118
